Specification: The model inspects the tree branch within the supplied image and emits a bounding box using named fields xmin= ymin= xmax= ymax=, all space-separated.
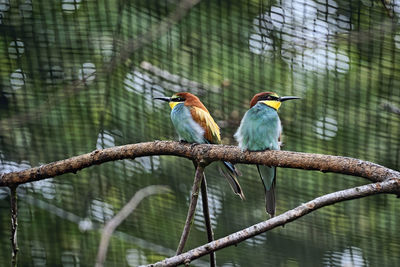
xmin=10 ymin=186 xmax=18 ymax=267
xmin=1 ymin=141 xmax=399 ymax=267
xmin=200 ymin=176 xmax=216 ymax=267
xmin=381 ymin=101 xmax=400 ymax=116
xmin=1 ymin=141 xmax=399 ymax=187
xmin=140 ymin=61 xmax=220 ymax=94
xmin=176 ymin=164 xmax=205 ymax=255
xmin=95 ymin=185 xmax=170 ymax=267
xmin=143 ymin=178 xmax=400 ymax=267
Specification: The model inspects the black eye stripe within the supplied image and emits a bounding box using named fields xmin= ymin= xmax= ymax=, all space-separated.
xmin=171 ymin=97 xmax=184 ymax=102
xmin=259 ymin=95 xmax=278 ymax=101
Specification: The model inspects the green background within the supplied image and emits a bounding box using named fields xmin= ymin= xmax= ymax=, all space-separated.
xmin=0 ymin=0 xmax=399 ymax=266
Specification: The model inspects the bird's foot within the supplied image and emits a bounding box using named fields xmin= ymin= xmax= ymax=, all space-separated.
xmin=190 ymin=142 xmax=199 ymax=149
xmin=178 ymin=140 xmax=199 ymax=149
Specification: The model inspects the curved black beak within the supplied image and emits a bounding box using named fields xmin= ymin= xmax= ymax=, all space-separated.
xmin=279 ymin=96 xmax=301 ymax=102
xmin=153 ymin=96 xmax=171 ymax=102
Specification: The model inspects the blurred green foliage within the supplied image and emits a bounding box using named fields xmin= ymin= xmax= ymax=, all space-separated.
xmin=0 ymin=0 xmax=399 ymax=266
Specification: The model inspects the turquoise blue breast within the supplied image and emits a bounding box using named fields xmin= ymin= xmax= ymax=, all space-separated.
xmin=235 ymin=102 xmax=281 ymax=151
xmin=170 ymin=103 xmax=206 ymax=144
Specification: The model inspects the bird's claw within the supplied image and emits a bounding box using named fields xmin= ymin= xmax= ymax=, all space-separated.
xmin=190 ymin=142 xmax=199 ymax=149
xmin=178 ymin=140 xmax=198 ymax=149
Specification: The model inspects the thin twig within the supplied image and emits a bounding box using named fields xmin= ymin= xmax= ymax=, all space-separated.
xmin=176 ymin=164 xmax=205 ymax=255
xmin=1 ymin=141 xmax=399 ymax=187
xmin=10 ymin=186 xmax=18 ymax=267
xmin=95 ymin=185 xmax=170 ymax=267
xmin=200 ymin=175 xmax=216 ymax=267
xmin=143 ymin=178 xmax=400 ymax=267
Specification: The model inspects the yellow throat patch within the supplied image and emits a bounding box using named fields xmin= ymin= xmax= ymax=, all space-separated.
xmin=169 ymin=101 xmax=183 ymax=109
xmin=261 ymin=100 xmax=281 ymax=110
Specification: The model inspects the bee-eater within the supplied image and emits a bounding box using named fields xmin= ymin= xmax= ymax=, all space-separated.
xmin=234 ymin=92 xmax=300 ymax=217
xmin=154 ymin=92 xmax=245 ymax=199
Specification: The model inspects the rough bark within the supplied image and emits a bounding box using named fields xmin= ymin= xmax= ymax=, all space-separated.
xmin=1 ymin=141 xmax=399 ymax=187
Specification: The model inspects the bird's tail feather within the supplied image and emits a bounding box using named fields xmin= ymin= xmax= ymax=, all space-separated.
xmin=219 ymin=161 xmax=245 ymax=200
xmin=257 ymin=165 xmax=276 ymax=217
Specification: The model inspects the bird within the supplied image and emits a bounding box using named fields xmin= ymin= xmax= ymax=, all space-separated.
xmin=154 ymin=92 xmax=245 ymax=199
xmin=234 ymin=92 xmax=300 ymax=217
